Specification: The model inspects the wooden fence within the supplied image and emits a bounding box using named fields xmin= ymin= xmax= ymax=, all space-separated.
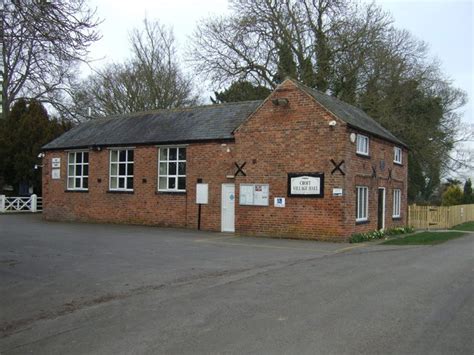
xmin=408 ymin=204 xmax=474 ymax=230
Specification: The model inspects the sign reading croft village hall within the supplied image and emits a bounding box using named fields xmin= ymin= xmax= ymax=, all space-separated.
xmin=288 ymin=173 xmax=324 ymax=197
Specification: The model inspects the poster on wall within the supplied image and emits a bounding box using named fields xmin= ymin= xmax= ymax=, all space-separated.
xmin=196 ymin=183 xmax=209 ymax=204
xmin=240 ymin=184 xmax=269 ymax=206
xmin=288 ymin=173 xmax=324 ymax=197
xmin=51 ymin=169 xmax=61 ymax=179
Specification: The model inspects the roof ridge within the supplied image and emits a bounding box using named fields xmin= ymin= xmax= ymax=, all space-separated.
xmin=89 ymin=100 xmax=264 ymax=121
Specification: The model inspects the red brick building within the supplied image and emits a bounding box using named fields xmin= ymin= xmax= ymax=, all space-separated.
xmin=42 ymin=79 xmax=408 ymax=241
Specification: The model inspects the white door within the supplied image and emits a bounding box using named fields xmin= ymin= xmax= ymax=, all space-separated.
xmin=221 ymin=184 xmax=235 ymax=232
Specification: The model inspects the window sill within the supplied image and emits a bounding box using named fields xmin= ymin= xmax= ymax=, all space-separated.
xmin=156 ymin=191 xmax=187 ymax=195
xmin=65 ymin=189 xmax=88 ymax=193
xmin=107 ymin=190 xmax=134 ymax=194
xmin=392 ymin=216 xmax=401 ymax=220
xmin=356 ymin=153 xmax=371 ymax=159
xmin=393 ymin=161 xmax=403 ymax=166
xmin=356 ymin=219 xmax=370 ymax=225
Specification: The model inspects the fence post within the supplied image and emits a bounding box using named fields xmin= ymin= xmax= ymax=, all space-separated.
xmin=31 ymin=194 xmax=37 ymax=213
xmin=0 ymin=195 xmax=5 ymax=213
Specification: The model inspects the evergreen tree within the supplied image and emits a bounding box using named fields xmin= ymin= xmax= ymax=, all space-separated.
xmin=211 ymin=81 xmax=271 ymax=104
xmin=463 ymin=178 xmax=473 ymax=204
xmin=441 ymin=185 xmax=463 ymax=206
xmin=274 ymin=42 xmax=298 ymax=83
xmin=0 ymin=100 xmax=72 ymax=194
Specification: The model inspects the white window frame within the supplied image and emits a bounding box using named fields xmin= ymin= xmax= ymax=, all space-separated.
xmin=393 ymin=189 xmax=401 ymax=218
xmin=158 ymin=146 xmax=186 ymax=192
xmin=356 ymin=134 xmax=369 ymax=156
xmin=394 ymin=146 xmax=402 ymax=164
xmin=109 ymin=148 xmax=134 ymax=191
xmin=67 ymin=151 xmax=89 ymax=190
xmin=356 ymin=186 xmax=369 ymax=222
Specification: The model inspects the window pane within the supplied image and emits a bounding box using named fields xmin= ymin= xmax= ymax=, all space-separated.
xmin=119 ymin=163 xmax=126 ymax=175
xmin=178 ymin=177 xmax=186 ymax=190
xmin=83 ymin=178 xmax=88 ymax=189
xmin=111 ymin=150 xmax=118 ymax=162
xmin=83 ymin=152 xmax=89 ymax=163
xmin=169 ymin=148 xmax=177 ymax=160
xmin=68 ymin=165 xmax=75 ymax=177
xmin=127 ymin=177 xmax=133 ymax=189
xmin=168 ymin=177 xmax=176 ymax=189
xmin=83 ymin=164 xmax=89 ymax=176
xmin=169 ymin=162 xmax=177 ymax=175
xmin=127 ymin=150 xmax=134 ymax=162
xmin=118 ymin=177 xmax=125 ymax=188
xmin=365 ymin=189 xmax=368 ymax=217
xmin=111 ymin=177 xmax=117 ymax=189
xmin=178 ymin=148 xmax=186 ymax=160
xmin=178 ymin=162 xmax=186 ymax=175
xmin=159 ymin=177 xmax=167 ymax=189
xmin=76 ymin=165 xmax=82 ymax=176
xmin=127 ymin=163 xmax=134 ymax=176
xmin=76 ymin=153 xmax=82 ymax=163
xmin=69 ymin=153 xmax=75 ymax=164
xmin=111 ymin=163 xmax=117 ymax=175
xmin=119 ymin=150 xmax=126 ymax=162
xmin=160 ymin=148 xmax=168 ymax=161
xmin=159 ymin=162 xmax=167 ymax=175
xmin=68 ymin=177 xmax=74 ymax=188
xmin=75 ymin=177 xmax=81 ymax=187
xmin=358 ymin=190 xmax=362 ymax=218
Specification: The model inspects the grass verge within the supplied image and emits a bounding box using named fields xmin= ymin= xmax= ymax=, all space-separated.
xmin=451 ymin=221 xmax=474 ymax=231
xmin=382 ymin=231 xmax=466 ymax=245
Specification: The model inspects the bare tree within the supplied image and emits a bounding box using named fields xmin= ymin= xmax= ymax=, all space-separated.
xmin=72 ymin=19 xmax=198 ymax=120
xmin=188 ymin=0 xmax=468 ymax=202
xmin=0 ymin=0 xmax=101 ymax=118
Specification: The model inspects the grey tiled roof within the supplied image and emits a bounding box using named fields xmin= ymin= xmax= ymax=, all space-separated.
xmin=42 ymin=101 xmax=262 ymax=150
xmin=43 ymin=80 xmax=406 ymax=151
xmin=296 ymin=82 xmax=407 ymax=147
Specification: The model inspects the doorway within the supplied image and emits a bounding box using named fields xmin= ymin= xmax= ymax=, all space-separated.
xmin=221 ymin=184 xmax=235 ymax=232
xmin=377 ymin=187 xmax=385 ymax=230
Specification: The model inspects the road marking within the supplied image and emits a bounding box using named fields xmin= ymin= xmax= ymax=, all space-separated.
xmin=194 ymin=235 xmax=238 ymax=242
xmin=195 ymin=235 xmax=370 ymax=254
xmin=333 ymin=244 xmax=367 ymax=253
xmin=195 ymin=239 xmax=336 ymax=253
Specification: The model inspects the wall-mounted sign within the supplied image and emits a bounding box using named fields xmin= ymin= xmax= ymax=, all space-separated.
xmin=274 ymin=197 xmax=286 ymax=208
xmin=288 ymin=173 xmax=324 ymax=197
xmin=240 ymin=184 xmax=269 ymax=206
xmin=196 ymin=183 xmax=209 ymax=204
xmin=52 ymin=157 xmax=61 ymax=168
xmin=333 ymin=188 xmax=343 ymax=196
xmin=52 ymin=168 xmax=61 ymax=179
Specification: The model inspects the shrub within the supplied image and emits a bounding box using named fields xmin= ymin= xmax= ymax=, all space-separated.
xmin=349 ymin=226 xmax=414 ymax=243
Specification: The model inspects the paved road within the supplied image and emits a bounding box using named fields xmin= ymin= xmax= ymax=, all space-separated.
xmin=0 ymin=214 xmax=473 ymax=354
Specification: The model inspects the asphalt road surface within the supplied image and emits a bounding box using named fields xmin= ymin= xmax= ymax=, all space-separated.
xmin=1 ymin=214 xmax=473 ymax=354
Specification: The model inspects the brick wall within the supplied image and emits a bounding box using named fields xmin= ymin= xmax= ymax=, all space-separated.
xmin=42 ymin=80 xmax=408 ymax=241
xmin=346 ymin=131 xmax=408 ymax=236
xmin=233 ymin=80 xmax=408 ymax=240
xmin=42 ymin=142 xmax=236 ymax=230
xmin=233 ymin=81 xmax=349 ymax=240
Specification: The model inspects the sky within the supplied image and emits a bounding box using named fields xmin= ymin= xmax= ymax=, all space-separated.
xmin=84 ymin=0 xmax=473 ymax=176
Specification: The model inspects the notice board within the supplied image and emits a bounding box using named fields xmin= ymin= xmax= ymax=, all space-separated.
xmin=239 ymin=184 xmax=269 ymax=206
